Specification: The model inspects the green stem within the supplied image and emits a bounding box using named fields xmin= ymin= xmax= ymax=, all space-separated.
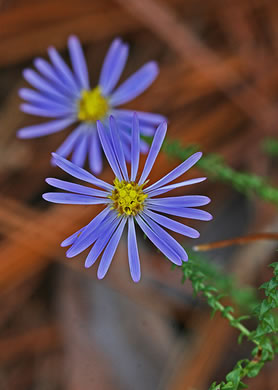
xmin=213 ymin=295 xmax=251 ymax=338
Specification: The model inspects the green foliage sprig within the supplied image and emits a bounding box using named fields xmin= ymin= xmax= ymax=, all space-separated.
xmin=181 ymin=258 xmax=253 ymax=342
xmin=161 ymin=136 xmax=278 ymax=387
xmin=180 ymin=258 xmax=278 ymax=390
xmin=185 ymin=250 xmax=258 ymax=312
xmin=162 ymin=139 xmax=278 ymax=205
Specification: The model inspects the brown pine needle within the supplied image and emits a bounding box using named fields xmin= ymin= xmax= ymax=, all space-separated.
xmin=193 ymin=233 xmax=278 ymax=252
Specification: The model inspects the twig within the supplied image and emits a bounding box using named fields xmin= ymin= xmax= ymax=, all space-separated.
xmin=194 ymin=233 xmax=278 ymax=252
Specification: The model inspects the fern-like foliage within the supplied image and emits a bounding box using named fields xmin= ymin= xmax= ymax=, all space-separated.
xmin=180 ymin=258 xmax=278 ymax=390
xmin=162 ymin=136 xmax=278 ymax=388
xmin=184 ymin=250 xmax=258 ymax=312
xmin=162 ymin=140 xmax=278 ymax=205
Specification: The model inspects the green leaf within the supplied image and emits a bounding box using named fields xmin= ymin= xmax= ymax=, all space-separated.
xmin=226 ymin=368 xmax=242 ymax=387
xmin=259 ymin=300 xmax=270 ymax=318
xmin=222 ymin=306 xmax=234 ymax=318
xmin=221 ymin=383 xmax=234 ymax=390
xmin=261 ymin=339 xmax=274 ymax=360
xmin=263 ymin=313 xmax=277 ymax=332
xmin=237 ymin=315 xmax=250 ymax=322
xmin=209 ymin=382 xmax=220 ymax=390
xmin=261 ymin=278 xmax=277 ymax=292
xmin=238 ymin=381 xmax=248 ymax=389
xmin=246 ymin=362 xmax=264 ymax=378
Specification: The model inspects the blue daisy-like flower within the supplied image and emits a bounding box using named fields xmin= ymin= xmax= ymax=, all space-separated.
xmin=17 ymin=36 xmax=164 ymax=174
xmin=43 ymin=114 xmax=212 ymax=282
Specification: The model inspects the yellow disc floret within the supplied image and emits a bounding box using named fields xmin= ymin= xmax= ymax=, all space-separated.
xmin=78 ymin=86 xmax=109 ymax=122
xmin=109 ymin=178 xmax=148 ymax=216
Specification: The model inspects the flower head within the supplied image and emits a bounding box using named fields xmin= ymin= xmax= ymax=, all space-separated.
xmin=17 ymin=36 xmax=165 ymax=174
xmin=43 ymin=114 xmax=212 ymax=282
xmin=109 ymin=178 xmax=148 ymax=216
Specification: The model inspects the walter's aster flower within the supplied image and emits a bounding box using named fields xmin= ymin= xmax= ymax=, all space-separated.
xmin=17 ymin=36 xmax=164 ymax=174
xmin=43 ymin=115 xmax=212 ymax=282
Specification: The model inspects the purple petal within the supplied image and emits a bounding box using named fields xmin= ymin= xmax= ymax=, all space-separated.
xmin=99 ymin=39 xmax=121 ymax=90
xmin=138 ymin=122 xmax=167 ymax=185
xmin=66 ymin=208 xmax=114 ymax=257
xmin=34 ymin=58 xmax=77 ymax=97
xmin=112 ymin=109 xmax=166 ymax=126
xmin=147 ymin=195 xmax=211 ymax=208
xmin=42 ymin=192 xmax=109 ymax=205
xmin=61 ymin=226 xmax=85 ymax=247
xmin=128 ymin=217 xmax=141 ymax=282
xmin=109 ymin=116 xmax=128 ymax=180
xmin=97 ymin=217 xmax=127 ymax=279
xmin=23 ymin=69 xmax=68 ymax=102
xmin=122 ymin=139 xmax=131 ymax=163
xmin=140 ymin=139 xmax=149 ymax=154
xmin=53 ymin=126 xmax=82 ymax=159
xmin=144 ymin=209 xmax=200 ymax=238
xmin=17 ymin=117 xmax=75 ymax=139
xmin=146 ymin=152 xmax=203 ymax=193
xmin=110 ymin=61 xmax=158 ymax=106
xmin=148 ymin=204 xmax=213 ymax=221
xmin=89 ymin=128 xmax=103 ymax=175
xmin=147 ymin=177 xmax=207 ymax=197
xmin=117 ymin=131 xmax=148 ymax=161
xmin=68 ymin=35 xmax=89 ymax=89
xmin=96 ymin=121 xmax=123 ymax=179
xmin=118 ymin=127 xmax=132 ymax=143
xmin=46 ymin=178 xmax=108 ymax=197
xmin=48 ymin=46 xmax=80 ymax=93
xmin=85 ymin=217 xmax=121 ymax=268
xmin=71 ymin=130 xmax=89 ymax=167
xmin=19 ymin=88 xmax=69 ymax=109
xmin=141 ymin=213 xmax=188 ymax=262
xmin=131 ymin=113 xmax=140 ymax=181
xmin=117 ymin=125 xmax=149 ymax=156
xmin=51 ymin=153 xmax=113 ymax=191
xmin=138 ymin=126 xmax=155 ymax=137
xmin=114 ymin=118 xmax=155 ymax=137
xmin=20 ymin=103 xmax=73 ymax=118
xmin=99 ymin=39 xmax=129 ymax=95
xmin=135 ymin=215 xmax=183 ymax=265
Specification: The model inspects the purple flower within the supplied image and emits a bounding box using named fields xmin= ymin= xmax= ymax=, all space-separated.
xmin=17 ymin=36 xmax=165 ymax=175
xmin=43 ymin=114 xmax=212 ymax=282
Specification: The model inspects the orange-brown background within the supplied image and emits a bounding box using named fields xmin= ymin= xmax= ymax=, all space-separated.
xmin=0 ymin=0 xmax=277 ymax=389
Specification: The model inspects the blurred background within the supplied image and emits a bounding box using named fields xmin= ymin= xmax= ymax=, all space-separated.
xmin=0 ymin=0 xmax=278 ymax=389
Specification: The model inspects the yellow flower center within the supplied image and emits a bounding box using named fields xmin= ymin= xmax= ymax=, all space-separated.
xmin=77 ymin=87 xmax=109 ymax=122
xmin=109 ymin=178 xmax=148 ymax=216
